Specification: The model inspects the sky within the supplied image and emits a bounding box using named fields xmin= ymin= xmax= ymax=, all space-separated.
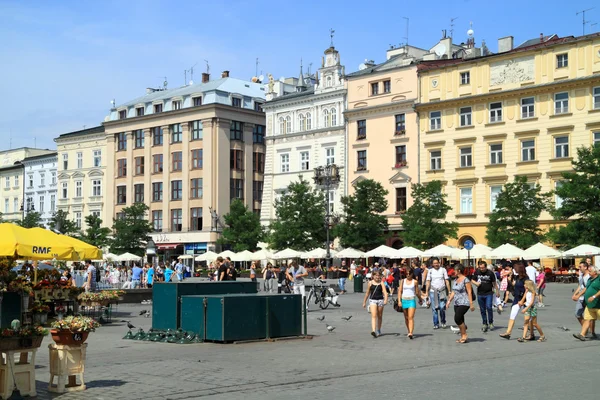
xmin=0 ymin=0 xmax=597 ymax=150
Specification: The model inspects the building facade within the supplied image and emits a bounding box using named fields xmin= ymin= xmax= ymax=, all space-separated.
xmin=261 ymin=46 xmax=347 ymax=226
xmin=103 ymin=73 xmax=266 ymax=256
xmin=54 ymin=126 xmax=108 ymax=230
xmin=21 ymin=152 xmax=58 ymax=226
xmin=416 ymin=32 xmax=600 ymax=247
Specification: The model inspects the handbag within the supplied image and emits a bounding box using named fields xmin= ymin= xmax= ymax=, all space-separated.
xmin=393 ymin=298 xmax=403 ymax=312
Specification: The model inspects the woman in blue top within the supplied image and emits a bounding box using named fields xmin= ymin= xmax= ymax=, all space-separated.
xmin=164 ymin=265 xmax=174 ymax=282
xmin=446 ymin=264 xmax=474 ymax=344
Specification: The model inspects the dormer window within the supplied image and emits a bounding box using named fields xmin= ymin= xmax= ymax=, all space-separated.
xmin=172 ymin=100 xmax=182 ymax=110
xmin=254 ymin=102 xmax=263 ymax=112
xmin=119 ymin=110 xmax=127 ymax=119
xmin=154 ymin=103 xmax=163 ymax=113
xmin=232 ymin=97 xmax=242 ymax=108
xmin=193 ymin=97 xmax=202 ymax=107
xmin=136 ymin=107 xmax=144 ymax=116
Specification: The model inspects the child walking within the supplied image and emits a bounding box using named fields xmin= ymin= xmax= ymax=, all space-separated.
xmin=518 ymin=280 xmax=546 ymax=342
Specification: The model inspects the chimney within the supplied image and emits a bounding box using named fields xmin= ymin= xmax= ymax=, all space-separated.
xmin=498 ymin=36 xmax=514 ymax=53
xmin=202 ymin=73 xmax=210 ymax=83
xmin=540 ymin=33 xmax=544 ymax=43
xmin=221 ymin=70 xmax=230 ymax=78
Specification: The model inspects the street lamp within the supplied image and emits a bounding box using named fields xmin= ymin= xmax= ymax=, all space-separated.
xmin=146 ymin=238 xmax=156 ymax=266
xmin=313 ymin=164 xmax=340 ymax=271
xmin=20 ymin=198 xmax=35 ymax=219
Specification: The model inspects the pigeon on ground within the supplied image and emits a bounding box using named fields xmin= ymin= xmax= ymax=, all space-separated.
xmin=326 ymin=325 xmax=336 ymax=333
xmin=450 ymin=326 xmax=460 ymax=334
xmin=144 ymin=311 xmax=151 ymax=318
xmin=557 ymin=326 xmax=570 ymax=331
xmin=127 ymin=321 xmax=136 ymax=330
xmin=341 ymin=316 xmax=352 ymax=321
xmin=317 ymin=315 xmax=325 ymax=322
xmin=139 ymin=310 xmax=147 ymax=316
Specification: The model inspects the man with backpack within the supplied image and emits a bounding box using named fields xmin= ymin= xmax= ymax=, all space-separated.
xmin=85 ymin=260 xmax=97 ymax=293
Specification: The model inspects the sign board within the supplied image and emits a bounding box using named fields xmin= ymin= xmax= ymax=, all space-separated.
xmin=463 ymin=240 xmax=474 ymax=251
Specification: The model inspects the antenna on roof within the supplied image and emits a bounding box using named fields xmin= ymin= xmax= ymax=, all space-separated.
xmin=190 ymin=63 xmax=197 ymax=84
xmin=255 ymin=57 xmax=259 ymax=77
xmin=450 ymin=17 xmax=459 ymax=38
xmin=402 ymin=17 xmax=409 ymax=47
xmin=577 ymin=7 xmax=595 ymax=35
xmin=161 ymin=77 xmax=168 ymax=89
xmin=204 ymin=60 xmax=210 ymax=74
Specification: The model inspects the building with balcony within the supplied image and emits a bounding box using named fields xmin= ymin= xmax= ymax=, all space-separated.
xmin=22 ymin=152 xmax=58 ymax=226
xmin=54 ymin=125 xmax=108 ymax=230
xmin=416 ymin=32 xmax=600 ymax=247
xmin=103 ymin=72 xmax=266 ymax=256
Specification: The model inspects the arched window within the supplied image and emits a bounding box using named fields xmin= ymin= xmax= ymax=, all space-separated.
xmin=326 ymin=76 xmax=332 ymax=87
xmin=323 ymin=109 xmax=330 ymax=128
xmin=279 ymin=117 xmax=286 ymax=134
xmin=286 ymin=116 xmax=292 ymax=133
xmin=306 ymin=112 xmax=312 ymax=130
xmin=331 ymin=108 xmax=337 ymax=126
xmin=298 ymin=114 xmax=306 ymax=131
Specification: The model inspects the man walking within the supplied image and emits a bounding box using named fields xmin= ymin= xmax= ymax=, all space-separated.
xmin=338 ymin=261 xmax=348 ymax=294
xmin=131 ymin=263 xmax=143 ymax=289
xmin=85 ymin=260 xmax=97 ymax=293
xmin=573 ymin=261 xmax=596 ymax=338
xmin=425 ymin=257 xmax=451 ymax=329
xmin=472 ymin=260 xmax=499 ymax=332
xmin=286 ymin=261 xmax=308 ymax=298
xmin=175 ymin=260 xmax=184 ymax=281
xmin=574 ymin=265 xmax=600 ymax=341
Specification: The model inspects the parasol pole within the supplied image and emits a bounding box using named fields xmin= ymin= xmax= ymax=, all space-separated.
xmin=33 ymin=260 xmax=38 ymax=285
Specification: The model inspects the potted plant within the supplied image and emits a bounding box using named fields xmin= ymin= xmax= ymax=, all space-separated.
xmin=55 ymin=303 xmax=66 ymax=320
xmin=31 ymin=301 xmax=50 ymax=325
xmin=0 ymin=324 xmax=48 ymax=351
xmin=8 ymin=277 xmax=34 ymax=310
xmin=50 ymin=315 xmax=100 ymax=345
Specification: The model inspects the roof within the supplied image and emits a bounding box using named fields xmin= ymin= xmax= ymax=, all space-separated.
xmin=22 ymin=152 xmax=58 ymax=163
xmin=515 ymin=34 xmax=558 ymax=49
xmin=266 ymin=86 xmax=315 ymax=104
xmin=56 ymin=125 xmax=104 ymax=140
xmin=346 ymin=54 xmax=415 ymax=78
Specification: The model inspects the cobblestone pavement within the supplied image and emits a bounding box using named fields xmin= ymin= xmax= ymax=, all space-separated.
xmin=29 ymin=282 xmax=598 ymax=399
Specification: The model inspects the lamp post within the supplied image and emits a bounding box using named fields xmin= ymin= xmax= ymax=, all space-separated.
xmin=313 ymin=164 xmax=340 ymax=271
xmin=146 ymin=238 xmax=156 ymax=267
xmin=20 ymin=197 xmax=35 ymax=219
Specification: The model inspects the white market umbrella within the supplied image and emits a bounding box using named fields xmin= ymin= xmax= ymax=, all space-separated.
xmin=116 ymin=252 xmax=142 ymax=262
xmin=232 ymin=250 xmax=254 ymax=262
xmin=218 ymin=250 xmax=236 ymax=259
xmin=300 ymin=248 xmax=337 ymax=259
xmin=103 ymin=252 xmax=119 ymax=261
xmin=395 ymin=246 xmax=424 ymax=258
xmin=563 ymin=244 xmax=600 ymax=257
xmin=464 ymin=244 xmax=493 ymax=259
xmin=334 ymin=248 xmax=366 ymax=259
xmin=252 ymin=249 xmax=273 ymax=261
xmin=365 ymin=245 xmax=398 ymax=258
xmin=272 ymin=248 xmax=301 ymax=260
xmin=523 ymin=243 xmax=562 ymax=260
xmin=195 ymin=251 xmax=218 ymax=262
xmin=490 ymin=243 xmax=525 ymax=259
xmin=177 ymin=255 xmax=194 ymax=260
xmin=422 ymin=244 xmax=463 ymax=259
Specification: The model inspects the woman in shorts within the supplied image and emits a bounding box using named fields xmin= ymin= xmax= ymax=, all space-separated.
xmin=398 ymin=268 xmax=423 ymax=339
xmin=362 ymin=270 xmax=388 ymax=338
xmin=446 ymin=264 xmax=474 ymax=344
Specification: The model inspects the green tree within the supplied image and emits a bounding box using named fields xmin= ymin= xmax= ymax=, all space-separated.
xmin=400 ymin=180 xmax=458 ymax=249
xmin=268 ymin=177 xmax=326 ymax=251
xmin=217 ymin=199 xmax=263 ymax=252
xmin=486 ymin=175 xmax=550 ymax=248
xmin=48 ymin=210 xmax=79 ymax=235
xmin=0 ymin=212 xmax=4 ymax=223
xmin=79 ymin=214 xmax=112 ymax=248
xmin=334 ymin=179 xmax=388 ymax=251
xmin=110 ymin=203 xmax=153 ymax=256
xmin=547 ymin=145 xmax=600 ymax=248
xmin=17 ymin=211 xmax=44 ymax=228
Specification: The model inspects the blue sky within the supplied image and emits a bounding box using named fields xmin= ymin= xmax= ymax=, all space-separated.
xmin=0 ymin=0 xmax=597 ymax=150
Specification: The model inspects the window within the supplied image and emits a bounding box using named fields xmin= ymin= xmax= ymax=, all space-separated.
xmin=171 ymin=180 xmax=182 ymax=200
xmin=490 ymin=143 xmax=503 ymax=165
xmin=298 ymin=114 xmax=306 ymax=131
xmin=75 ymin=212 xmax=82 ymax=228
xmin=554 ymin=92 xmax=569 ymax=114
xmin=286 ymin=117 xmax=291 ymax=133
xmin=554 ymin=136 xmax=569 ymax=158
xmin=172 ymin=100 xmax=182 ymax=110
xmin=132 ymin=130 xmax=143 ymax=148
xmin=117 ymin=159 xmax=127 ymax=177
xmin=193 ymin=97 xmax=202 ymax=107
xmin=152 ymin=182 xmax=163 ymax=202
xmin=280 ymin=154 xmax=290 ymax=172
xmin=460 ymin=106 xmax=472 ymax=126
xmin=460 ymin=147 xmax=472 ymax=167
xmin=279 ymin=117 xmax=286 ymax=134
xmin=323 ymin=109 xmax=330 ymax=128
xmin=153 ymin=154 xmax=163 ymax=173
xmin=4 ymin=177 xmax=8 ymax=189
xmin=117 ymin=186 xmax=127 ymax=204
xmin=254 ymin=102 xmax=263 ymax=112
xmin=459 ymin=187 xmax=473 ymax=214
xmin=521 ymin=97 xmax=535 ymax=119
xmin=119 ymin=110 xmax=127 ymax=119
xmin=171 ymin=124 xmax=182 ymax=143
xmin=171 ymin=209 xmax=183 ymax=232
xmin=325 ymin=148 xmax=335 ymax=165
xmin=50 ymin=195 xmax=55 ymax=212
xmin=134 ymin=184 xmax=144 ymax=203
xmin=230 ymin=150 xmax=244 ymax=170
xmin=521 ymin=140 xmax=535 ymax=161
xmin=136 ymin=107 xmax=144 ymax=116
xmin=38 ymin=195 xmax=44 ymax=213
xmin=232 ymin=97 xmax=242 ymax=108
xmin=51 ymin=172 xmax=56 ymax=184
xmin=116 ymin=212 xmax=125 ymax=220
xmin=300 ymin=151 xmax=310 ymax=171
xmin=152 ymin=127 xmax=163 ymax=146
xmin=61 ymin=182 xmax=68 ymax=199
xmin=331 ymin=108 xmax=337 ymax=126
xmin=306 ymin=113 xmax=312 ymax=130
xmin=556 ymin=53 xmax=568 ymax=68
xmin=13 ymin=198 xmax=17 ymax=212
xmin=460 ymin=71 xmax=470 ymax=85
xmin=253 ymin=125 xmax=265 ymax=144
xmin=489 ymin=102 xmax=503 ymax=123
xmin=357 ymin=120 xmax=366 ymax=139
xmin=13 ymin=175 xmax=18 ymax=187
xmin=28 ymin=175 xmax=33 ymax=188
xmin=4 ymin=199 xmax=8 ymax=213
xmin=555 ymin=181 xmax=564 ymax=209
xmin=92 ymin=179 xmax=101 ymax=196
xmin=190 ymin=178 xmax=203 ymax=199
xmin=93 ymin=150 xmax=101 ymax=167
xmin=75 ymin=181 xmax=82 ymax=197
xmin=40 ymin=173 xmax=45 ymax=186
xmin=253 ymin=152 xmax=265 ymax=173
xmin=190 ymin=207 xmax=203 ymax=231
xmin=230 ymin=179 xmax=244 ymax=201
xmin=383 ymin=80 xmax=391 ymax=93
xmin=76 ymin=152 xmax=83 ymax=169
xmin=171 ymin=152 xmax=182 ymax=171
xmin=152 ymin=210 xmax=163 ymax=232
xmin=327 ymin=191 xmax=335 ymax=213
xmin=594 ymin=87 xmax=600 ymax=110
xmin=594 ymin=131 xmax=600 ymax=146
xmin=62 ymin=154 xmax=68 ymax=170
xmin=395 ymin=114 xmax=405 ymax=133
xmin=490 ymin=185 xmax=502 ymax=211
xmin=371 ymin=82 xmax=379 ymax=95
xmin=230 ymin=121 xmax=244 ymax=141
xmin=253 ymin=181 xmax=264 ymax=201
xmin=154 ymin=103 xmax=163 ymax=113
xmin=395 ymin=145 xmax=407 ymax=165
xmin=117 ymin=132 xmax=127 ymax=151
xmin=191 ymin=149 xmax=203 ymax=169
xmin=326 ymin=76 xmax=332 ymax=87
xmin=430 ymin=150 xmax=442 ymax=170
xmin=430 ymin=111 xmax=442 ymax=130
xmin=191 ymin=121 xmax=203 ymax=140
xmin=357 ymin=150 xmax=367 ymax=170
xmin=135 ymin=157 xmax=145 ymax=175
xmin=396 ymin=188 xmax=407 ymax=212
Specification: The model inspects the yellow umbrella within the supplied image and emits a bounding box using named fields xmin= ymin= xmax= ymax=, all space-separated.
xmin=0 ymin=223 xmax=74 ymax=260
xmin=27 ymin=228 xmax=103 ymax=260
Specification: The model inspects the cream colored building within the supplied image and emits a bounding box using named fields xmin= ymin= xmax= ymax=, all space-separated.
xmin=54 ymin=126 xmax=108 ymax=230
xmin=416 ymin=32 xmax=600 ymax=247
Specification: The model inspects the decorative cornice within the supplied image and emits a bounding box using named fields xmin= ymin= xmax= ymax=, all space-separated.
xmin=344 ymin=98 xmax=416 ymax=119
xmin=547 ymin=125 xmax=574 ymax=132
xmin=263 ymin=89 xmax=346 ymax=110
xmin=266 ymin=126 xmax=345 ymax=142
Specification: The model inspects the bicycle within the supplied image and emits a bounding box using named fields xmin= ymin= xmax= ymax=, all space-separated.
xmin=306 ymin=279 xmax=339 ymax=310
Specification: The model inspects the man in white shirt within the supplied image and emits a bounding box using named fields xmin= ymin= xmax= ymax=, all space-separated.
xmin=425 ymin=258 xmax=451 ymax=329
xmin=525 ymin=261 xmax=538 ymax=282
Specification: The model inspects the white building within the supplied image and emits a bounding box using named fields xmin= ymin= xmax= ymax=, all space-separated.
xmin=21 ymin=152 xmax=58 ymax=226
xmin=260 ymin=46 xmax=347 ymax=226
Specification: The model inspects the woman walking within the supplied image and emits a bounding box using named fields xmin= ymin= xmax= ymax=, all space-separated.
xmin=536 ymin=266 xmax=547 ymax=307
xmin=518 ymin=280 xmax=546 ymax=342
xmin=446 ymin=264 xmax=474 ymax=344
xmin=262 ymin=263 xmax=275 ymax=293
xmin=362 ymin=271 xmax=388 ymax=338
xmin=249 ymin=261 xmax=258 ymax=283
xmin=398 ymin=268 xmax=423 ymax=339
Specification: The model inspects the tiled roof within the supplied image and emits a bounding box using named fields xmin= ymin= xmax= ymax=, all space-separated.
xmin=56 ymin=125 xmax=105 ymax=139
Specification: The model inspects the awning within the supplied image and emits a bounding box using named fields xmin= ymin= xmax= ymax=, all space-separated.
xmin=157 ymin=243 xmax=181 ymax=250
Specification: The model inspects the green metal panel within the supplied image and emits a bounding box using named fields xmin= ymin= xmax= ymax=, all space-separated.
xmin=204 ymin=294 xmax=267 ymax=342
xmin=180 ymin=296 xmax=206 ymax=339
xmin=262 ymin=294 xmax=302 ymax=338
xmin=1 ymin=292 xmax=22 ymax=328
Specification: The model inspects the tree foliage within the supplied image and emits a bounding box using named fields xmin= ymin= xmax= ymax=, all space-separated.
xmin=334 ymin=179 xmax=388 ymax=251
xmin=217 ymin=199 xmax=263 ymax=252
xmin=48 ymin=210 xmax=79 ymax=235
xmin=400 ymin=180 xmax=458 ymax=249
xmin=110 ymin=203 xmax=153 ymax=256
xmin=547 ymin=145 xmax=600 ymax=248
xmin=486 ymin=175 xmax=550 ymax=248
xmin=79 ymin=214 xmax=112 ymax=249
xmin=268 ymin=178 xmax=326 ymax=251
xmin=17 ymin=211 xmax=44 ymax=228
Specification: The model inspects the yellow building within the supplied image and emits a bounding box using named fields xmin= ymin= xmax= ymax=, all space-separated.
xmin=416 ymin=33 xmax=600 ymax=247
